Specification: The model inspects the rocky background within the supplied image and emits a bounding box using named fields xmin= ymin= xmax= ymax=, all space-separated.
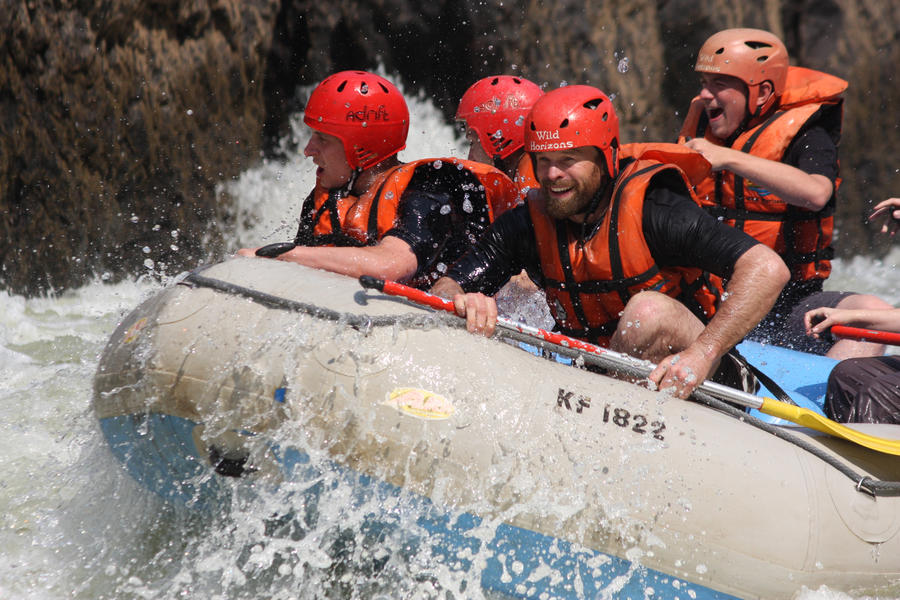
xmin=2 ymin=0 xmax=898 ymax=296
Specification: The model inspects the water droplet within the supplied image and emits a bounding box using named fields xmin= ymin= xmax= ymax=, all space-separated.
xmin=432 ymin=160 xmax=443 ymax=169
xmin=143 ymin=258 xmax=155 ymax=269
xmin=142 ymin=246 xmax=151 ymax=254
xmin=440 ymin=204 xmax=452 ymax=215
xmin=618 ymin=57 xmax=629 ymax=73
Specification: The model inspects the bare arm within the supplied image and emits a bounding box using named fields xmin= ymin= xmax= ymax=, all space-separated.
xmin=805 ymin=306 xmax=900 ymax=337
xmin=239 ymin=235 xmax=419 ymax=283
xmin=684 ymin=138 xmax=833 ymax=211
xmin=649 ymin=244 xmax=790 ymax=397
xmin=694 ymin=244 xmax=791 ymax=358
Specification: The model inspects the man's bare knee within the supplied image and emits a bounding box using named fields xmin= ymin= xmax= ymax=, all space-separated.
xmin=619 ymin=291 xmax=671 ymax=330
xmin=836 ymin=293 xmax=893 ymax=311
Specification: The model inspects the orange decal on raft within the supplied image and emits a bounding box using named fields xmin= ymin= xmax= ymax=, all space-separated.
xmin=383 ymin=388 xmax=454 ymax=420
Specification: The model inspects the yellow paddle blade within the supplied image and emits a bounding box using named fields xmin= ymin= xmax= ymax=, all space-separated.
xmin=759 ymin=398 xmax=900 ymax=456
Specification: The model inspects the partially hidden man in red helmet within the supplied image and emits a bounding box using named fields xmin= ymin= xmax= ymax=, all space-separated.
xmin=678 ymin=28 xmax=892 ymax=359
xmin=431 ymin=85 xmax=790 ymax=398
xmin=456 ymin=75 xmax=544 ymax=207
xmin=237 ymin=70 xmax=517 ymax=289
xmin=456 ymin=75 xmax=544 ymax=293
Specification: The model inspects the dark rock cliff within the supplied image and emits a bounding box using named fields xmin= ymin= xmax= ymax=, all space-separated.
xmin=2 ymin=0 xmax=898 ymax=295
xmin=0 ymin=0 xmax=279 ymax=294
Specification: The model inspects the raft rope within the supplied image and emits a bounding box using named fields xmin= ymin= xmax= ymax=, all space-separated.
xmin=183 ymin=268 xmax=900 ymax=497
xmin=689 ymin=392 xmax=900 ymax=498
xmin=184 ymin=269 xmax=434 ymax=330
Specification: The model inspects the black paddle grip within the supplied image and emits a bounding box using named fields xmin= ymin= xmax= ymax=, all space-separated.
xmin=255 ymin=242 xmax=297 ymax=258
xmin=359 ymin=275 xmax=385 ymax=291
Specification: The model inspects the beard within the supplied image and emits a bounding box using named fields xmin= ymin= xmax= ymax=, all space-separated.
xmin=542 ymin=170 xmax=606 ymax=220
xmin=544 ymin=187 xmax=593 ymax=220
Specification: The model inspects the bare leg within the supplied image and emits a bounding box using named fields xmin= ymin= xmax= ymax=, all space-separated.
xmin=610 ymin=291 xmax=706 ymax=363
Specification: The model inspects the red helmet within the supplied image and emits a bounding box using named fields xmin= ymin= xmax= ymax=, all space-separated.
xmin=695 ymin=28 xmax=789 ymax=116
xmin=456 ymin=75 xmax=543 ymax=160
xmin=303 ymin=70 xmax=410 ymax=170
xmin=524 ymin=85 xmax=619 ymax=177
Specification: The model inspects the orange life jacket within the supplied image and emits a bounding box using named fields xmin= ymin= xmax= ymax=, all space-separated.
xmin=294 ymin=158 xmax=517 ymax=286
xmin=678 ymin=66 xmax=845 ymax=282
xmin=528 ymin=144 xmax=722 ymax=345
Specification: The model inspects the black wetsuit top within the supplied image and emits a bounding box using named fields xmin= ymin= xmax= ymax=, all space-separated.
xmin=774 ymin=125 xmax=840 ymax=305
xmin=448 ymin=170 xmax=760 ymax=295
xmin=785 ymin=126 xmax=838 ymax=184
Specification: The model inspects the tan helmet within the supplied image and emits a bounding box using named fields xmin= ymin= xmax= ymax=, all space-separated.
xmin=694 ymin=28 xmax=789 ymax=116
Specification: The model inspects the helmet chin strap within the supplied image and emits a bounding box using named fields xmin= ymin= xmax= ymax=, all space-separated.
xmin=731 ymin=82 xmax=773 ymax=144
xmin=576 ymin=176 xmax=615 ymax=243
xmin=585 ymin=176 xmax=615 ymax=222
xmin=583 ymin=145 xmax=618 ymax=220
xmin=337 ymin=168 xmax=361 ymax=199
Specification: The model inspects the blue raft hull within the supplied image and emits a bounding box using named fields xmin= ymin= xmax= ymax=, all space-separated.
xmin=100 ymin=412 xmax=739 ymax=600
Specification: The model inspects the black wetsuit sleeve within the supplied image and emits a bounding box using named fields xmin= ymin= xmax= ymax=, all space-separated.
xmin=782 ymin=125 xmax=838 ymax=183
xmin=383 ymin=164 xmax=495 ymax=282
xmin=446 ymin=204 xmax=542 ymax=295
xmin=384 ymin=188 xmax=452 ymax=270
xmin=643 ymin=172 xmax=760 ymax=279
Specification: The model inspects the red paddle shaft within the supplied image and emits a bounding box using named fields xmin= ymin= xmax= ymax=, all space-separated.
xmin=358 ymin=276 xmax=646 ymax=369
xmin=831 ymin=324 xmax=900 ymax=346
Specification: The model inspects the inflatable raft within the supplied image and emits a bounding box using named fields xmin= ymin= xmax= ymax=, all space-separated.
xmin=93 ymin=258 xmax=900 ymax=599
